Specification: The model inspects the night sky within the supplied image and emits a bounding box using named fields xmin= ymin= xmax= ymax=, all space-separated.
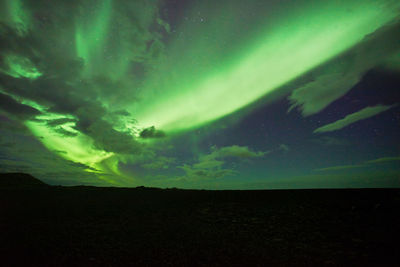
xmin=1 ymin=0 xmax=399 ymax=189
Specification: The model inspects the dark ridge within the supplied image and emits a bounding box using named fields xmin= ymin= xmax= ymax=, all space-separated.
xmin=0 ymin=172 xmax=48 ymax=188
xmin=1 ymin=174 xmax=400 ymax=266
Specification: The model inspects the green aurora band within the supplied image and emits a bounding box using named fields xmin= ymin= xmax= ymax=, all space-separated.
xmin=75 ymin=0 xmax=113 ymax=78
xmin=133 ymin=1 xmax=399 ymax=131
xmin=1 ymin=0 xmax=399 ymax=180
xmin=6 ymin=0 xmax=31 ymax=35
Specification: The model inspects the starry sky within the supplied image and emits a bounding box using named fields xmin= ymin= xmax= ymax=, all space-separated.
xmin=1 ymin=0 xmax=399 ymax=189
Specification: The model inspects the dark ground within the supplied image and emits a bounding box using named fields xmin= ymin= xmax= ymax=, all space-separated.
xmin=1 ymin=173 xmax=400 ymax=266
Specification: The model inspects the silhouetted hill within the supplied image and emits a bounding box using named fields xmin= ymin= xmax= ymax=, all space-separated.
xmin=0 ymin=174 xmax=399 ymax=266
xmin=0 ymin=172 xmax=48 ymax=188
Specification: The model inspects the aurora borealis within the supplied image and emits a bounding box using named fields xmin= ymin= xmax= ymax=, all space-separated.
xmin=1 ymin=0 xmax=400 ymax=188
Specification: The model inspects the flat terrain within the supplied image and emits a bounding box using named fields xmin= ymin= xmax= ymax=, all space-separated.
xmin=1 ymin=174 xmax=399 ymax=266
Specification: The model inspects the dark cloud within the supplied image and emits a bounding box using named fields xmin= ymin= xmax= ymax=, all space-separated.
xmin=53 ymin=127 xmax=78 ymax=137
xmin=112 ymin=110 xmax=131 ymax=117
xmin=45 ymin=118 xmax=76 ymax=127
xmin=0 ymin=114 xmax=31 ymax=134
xmin=0 ymin=92 xmax=40 ymax=119
xmin=81 ymin=119 xmax=142 ymax=154
xmin=139 ymin=126 xmax=166 ymax=139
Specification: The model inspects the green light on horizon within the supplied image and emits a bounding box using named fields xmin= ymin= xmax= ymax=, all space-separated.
xmin=26 ymin=117 xmax=131 ymax=186
xmin=26 ymin=120 xmax=113 ymax=169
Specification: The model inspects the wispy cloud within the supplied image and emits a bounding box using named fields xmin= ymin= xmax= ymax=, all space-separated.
xmin=279 ymin=144 xmax=290 ymax=152
xmin=314 ymin=104 xmax=396 ymax=133
xmin=288 ymin=22 xmax=400 ymax=116
xmin=207 ymin=145 xmax=268 ymax=159
xmin=315 ymin=155 xmax=400 ymax=172
xmin=312 ymin=136 xmax=349 ymax=146
xmin=366 ymin=157 xmax=400 ymax=164
xmin=141 ymin=156 xmax=176 ymax=170
xmin=315 ymin=164 xmax=364 ymax=172
xmin=178 ymin=145 xmax=268 ymax=181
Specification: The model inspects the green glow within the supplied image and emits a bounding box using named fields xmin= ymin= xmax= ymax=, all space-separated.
xmin=75 ymin=0 xmax=113 ymax=77
xmin=16 ymin=102 xmax=116 ymax=176
xmin=73 ymin=0 xmax=160 ymax=83
xmin=0 ymin=92 xmax=112 ymax=177
xmin=131 ymin=1 xmax=399 ymax=132
xmin=26 ymin=119 xmax=115 ymax=174
xmin=1 ymin=54 xmax=42 ymax=79
xmin=22 ymin=104 xmax=129 ymax=184
xmin=2 ymin=0 xmax=399 ymax=187
xmin=24 ymin=109 xmax=129 ymax=185
xmin=6 ymin=0 xmax=30 ymax=35
xmin=0 ymin=92 xmax=116 ymax=179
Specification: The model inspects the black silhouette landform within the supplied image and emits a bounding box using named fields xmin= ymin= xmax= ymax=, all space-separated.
xmin=0 ymin=173 xmax=48 ymax=188
xmin=1 ymin=172 xmax=399 ymax=266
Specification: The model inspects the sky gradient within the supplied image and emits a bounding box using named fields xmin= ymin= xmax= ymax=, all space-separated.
xmin=1 ymin=0 xmax=399 ymax=189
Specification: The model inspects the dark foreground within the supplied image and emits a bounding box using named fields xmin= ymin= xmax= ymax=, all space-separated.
xmin=1 ymin=174 xmax=400 ymax=266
